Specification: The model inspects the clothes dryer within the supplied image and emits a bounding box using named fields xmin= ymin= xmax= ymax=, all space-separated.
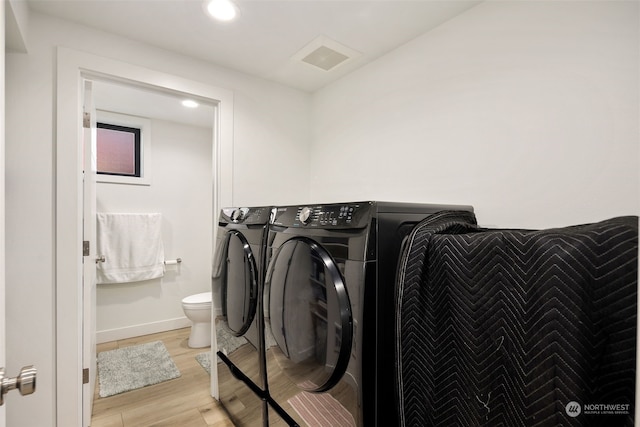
xmin=213 ymin=206 xmax=272 ymax=426
xmin=263 ymin=201 xmax=474 ymax=427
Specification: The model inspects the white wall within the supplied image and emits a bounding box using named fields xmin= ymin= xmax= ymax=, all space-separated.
xmin=96 ymin=117 xmax=212 ymax=342
xmin=5 ymin=11 xmax=310 ymax=427
xmin=311 ymin=1 xmax=639 ymax=229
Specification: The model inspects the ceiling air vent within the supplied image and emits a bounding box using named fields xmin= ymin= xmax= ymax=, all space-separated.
xmin=302 ymin=46 xmax=350 ymax=71
xmin=293 ymin=35 xmax=361 ymax=72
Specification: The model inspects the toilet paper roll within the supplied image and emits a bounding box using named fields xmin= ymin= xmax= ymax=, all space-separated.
xmin=165 ymin=259 xmax=180 ymax=265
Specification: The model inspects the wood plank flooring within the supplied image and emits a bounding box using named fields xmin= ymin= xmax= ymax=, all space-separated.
xmin=90 ymin=328 xmax=236 ymax=427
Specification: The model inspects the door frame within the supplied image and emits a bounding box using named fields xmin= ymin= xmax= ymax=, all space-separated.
xmin=56 ymin=47 xmax=233 ymax=426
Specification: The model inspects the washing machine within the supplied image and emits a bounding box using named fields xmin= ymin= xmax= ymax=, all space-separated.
xmin=213 ymin=206 xmax=272 ymax=426
xmin=263 ymin=201 xmax=474 ymax=426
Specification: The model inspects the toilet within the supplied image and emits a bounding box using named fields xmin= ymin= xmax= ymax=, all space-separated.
xmin=182 ymin=291 xmax=212 ymax=348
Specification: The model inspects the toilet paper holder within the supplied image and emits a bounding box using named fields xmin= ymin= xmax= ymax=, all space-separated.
xmin=164 ymin=258 xmax=182 ymax=265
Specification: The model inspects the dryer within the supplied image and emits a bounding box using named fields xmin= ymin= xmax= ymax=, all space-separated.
xmin=263 ymin=201 xmax=474 ymax=426
xmin=213 ymin=206 xmax=272 ymax=426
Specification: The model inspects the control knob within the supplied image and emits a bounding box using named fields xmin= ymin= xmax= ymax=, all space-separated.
xmin=231 ymin=208 xmax=244 ymax=223
xmin=299 ymin=207 xmax=312 ymax=225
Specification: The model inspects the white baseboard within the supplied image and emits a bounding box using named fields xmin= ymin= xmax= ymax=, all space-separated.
xmin=97 ymin=317 xmax=192 ymax=344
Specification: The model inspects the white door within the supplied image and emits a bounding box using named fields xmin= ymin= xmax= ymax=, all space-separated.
xmin=82 ymin=79 xmax=98 ymax=427
xmin=0 ymin=1 xmax=6 ymax=425
xmin=1 ymin=3 xmax=36 ymax=423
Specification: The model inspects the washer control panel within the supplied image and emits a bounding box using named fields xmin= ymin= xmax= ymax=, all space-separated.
xmin=220 ymin=206 xmax=271 ymax=225
xmin=271 ymin=203 xmax=370 ymax=228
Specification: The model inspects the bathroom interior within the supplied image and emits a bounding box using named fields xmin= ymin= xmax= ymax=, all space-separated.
xmin=3 ymin=0 xmax=639 ymax=426
xmin=91 ymin=79 xmax=215 ymax=346
xmin=88 ymin=78 xmax=225 ymax=425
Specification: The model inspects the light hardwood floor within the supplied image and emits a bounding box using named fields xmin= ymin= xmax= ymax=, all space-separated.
xmin=90 ymin=328 xmax=235 ymax=427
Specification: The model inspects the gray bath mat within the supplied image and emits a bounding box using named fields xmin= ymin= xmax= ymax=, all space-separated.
xmin=196 ymin=352 xmax=211 ymax=374
xmin=97 ymin=340 xmax=181 ymax=397
xmin=216 ymin=320 xmax=248 ymax=355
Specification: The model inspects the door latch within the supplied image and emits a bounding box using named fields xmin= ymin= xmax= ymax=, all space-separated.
xmin=0 ymin=365 xmax=37 ymax=406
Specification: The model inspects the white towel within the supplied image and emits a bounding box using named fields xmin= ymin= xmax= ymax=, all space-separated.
xmin=96 ymin=213 xmax=165 ymax=284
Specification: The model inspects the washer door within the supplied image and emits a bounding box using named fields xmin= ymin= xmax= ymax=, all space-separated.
xmin=222 ymin=230 xmax=258 ymax=336
xmin=267 ymin=237 xmax=353 ymax=392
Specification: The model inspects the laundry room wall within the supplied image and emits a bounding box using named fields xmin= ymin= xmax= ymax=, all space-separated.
xmin=95 ymin=115 xmax=212 ymax=343
xmin=5 ymin=9 xmax=311 ymax=427
xmin=311 ymin=0 xmax=639 ymax=230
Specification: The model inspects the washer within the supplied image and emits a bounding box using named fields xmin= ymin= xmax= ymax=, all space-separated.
xmin=263 ymin=201 xmax=474 ymax=426
xmin=213 ymin=206 xmax=272 ymax=426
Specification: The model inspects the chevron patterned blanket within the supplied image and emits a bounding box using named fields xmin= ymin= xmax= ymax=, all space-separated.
xmin=395 ymin=212 xmax=638 ymax=426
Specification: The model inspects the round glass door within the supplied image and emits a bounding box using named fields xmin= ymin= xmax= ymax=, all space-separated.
xmin=267 ymin=237 xmax=352 ymax=392
xmin=222 ymin=230 xmax=258 ymax=336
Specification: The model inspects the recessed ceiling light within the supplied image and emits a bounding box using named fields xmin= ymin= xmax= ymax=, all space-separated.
xmin=182 ymin=100 xmax=199 ymax=108
xmin=204 ymin=0 xmax=239 ymax=22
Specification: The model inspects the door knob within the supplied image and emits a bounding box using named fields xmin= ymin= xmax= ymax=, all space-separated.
xmin=96 ymin=255 xmax=106 ymax=264
xmin=0 ymin=365 xmax=36 ymax=406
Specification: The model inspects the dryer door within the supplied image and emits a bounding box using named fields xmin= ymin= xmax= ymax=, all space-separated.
xmin=222 ymin=230 xmax=258 ymax=336
xmin=266 ymin=237 xmax=353 ymax=392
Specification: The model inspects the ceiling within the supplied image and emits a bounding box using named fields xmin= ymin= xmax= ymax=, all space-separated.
xmin=91 ymin=78 xmax=216 ymax=129
xmin=25 ymin=0 xmax=482 ymax=93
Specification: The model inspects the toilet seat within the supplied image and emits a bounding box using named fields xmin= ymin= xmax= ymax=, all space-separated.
xmin=182 ymin=292 xmax=212 ymax=307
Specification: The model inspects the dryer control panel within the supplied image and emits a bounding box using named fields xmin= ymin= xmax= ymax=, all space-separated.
xmin=271 ymin=203 xmax=371 ymax=228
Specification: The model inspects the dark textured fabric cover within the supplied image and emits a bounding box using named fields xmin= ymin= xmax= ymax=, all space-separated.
xmin=395 ymin=212 xmax=637 ymax=427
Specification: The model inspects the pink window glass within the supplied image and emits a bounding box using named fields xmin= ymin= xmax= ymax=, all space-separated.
xmin=97 ymin=125 xmax=139 ymax=176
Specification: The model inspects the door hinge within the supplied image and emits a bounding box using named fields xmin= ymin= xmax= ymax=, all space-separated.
xmin=82 ymin=368 xmax=89 ymax=385
xmin=83 ymin=241 xmax=90 ymax=256
xmin=83 ymin=112 xmax=91 ymax=129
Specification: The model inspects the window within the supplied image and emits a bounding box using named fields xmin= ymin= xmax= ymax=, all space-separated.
xmin=96 ymin=110 xmax=151 ymax=186
xmin=97 ymin=123 xmax=141 ymax=177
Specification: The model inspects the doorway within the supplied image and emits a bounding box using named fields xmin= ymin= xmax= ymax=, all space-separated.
xmin=56 ymin=47 xmax=233 ymax=427
xmin=91 ymin=78 xmax=215 ymax=342
xmin=91 ymin=76 xmax=215 ymax=414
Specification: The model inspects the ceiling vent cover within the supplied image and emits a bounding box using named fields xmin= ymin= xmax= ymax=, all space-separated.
xmin=293 ymin=35 xmax=361 ymax=72
xmin=302 ymin=46 xmax=350 ymax=71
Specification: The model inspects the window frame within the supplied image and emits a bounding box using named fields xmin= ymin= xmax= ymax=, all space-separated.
xmin=95 ymin=110 xmax=152 ymax=186
xmin=96 ymin=122 xmax=141 ymax=178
